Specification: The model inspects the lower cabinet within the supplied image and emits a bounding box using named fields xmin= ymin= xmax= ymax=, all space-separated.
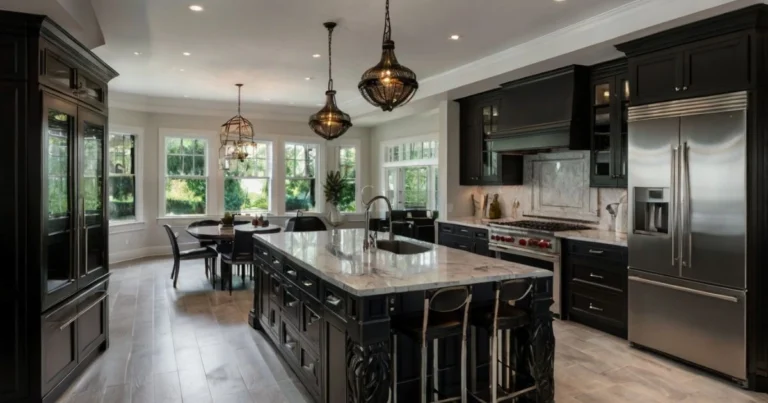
xmin=563 ymin=240 xmax=628 ymax=338
xmin=437 ymin=223 xmax=493 ymax=257
xmin=324 ymin=318 xmax=347 ymax=403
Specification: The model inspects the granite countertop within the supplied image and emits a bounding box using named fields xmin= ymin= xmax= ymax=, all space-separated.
xmin=435 ymin=217 xmax=508 ymax=230
xmin=254 ymin=229 xmax=551 ymax=297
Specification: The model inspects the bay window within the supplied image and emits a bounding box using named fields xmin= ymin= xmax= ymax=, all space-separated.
xmin=164 ymin=137 xmax=207 ymax=215
xmin=285 ymin=143 xmax=317 ymax=211
xmin=338 ymin=146 xmax=356 ymax=212
xmin=224 ymin=142 xmax=272 ymax=213
xmin=108 ymin=133 xmax=136 ymax=220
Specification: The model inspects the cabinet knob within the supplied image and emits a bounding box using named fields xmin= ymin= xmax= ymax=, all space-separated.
xmin=683 ymin=86 xmax=688 ymax=91
xmin=675 ymin=87 xmax=680 ymax=92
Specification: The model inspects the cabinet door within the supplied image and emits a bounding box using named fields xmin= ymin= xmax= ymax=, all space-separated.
xmin=459 ymin=122 xmax=481 ymax=185
xmin=683 ymin=33 xmax=751 ymax=98
xmin=590 ymin=76 xmax=617 ymax=187
xmin=40 ymin=48 xmax=77 ymax=95
xmin=76 ymin=71 xmax=107 ymax=110
xmin=615 ymin=74 xmax=629 ymax=187
xmin=78 ymin=108 xmax=108 ymax=289
xmin=324 ymin=319 xmax=347 ymax=403
xmin=629 ymin=50 xmax=683 ymax=105
xmin=43 ymin=94 xmax=78 ymax=310
xmin=77 ymin=285 xmax=108 ymax=359
xmin=41 ymin=303 xmax=78 ymax=396
xmin=479 ymin=101 xmax=501 ymax=184
xmin=259 ymin=266 xmax=271 ymax=323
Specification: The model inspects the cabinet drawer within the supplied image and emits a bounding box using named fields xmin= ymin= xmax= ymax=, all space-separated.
xmin=299 ymin=345 xmax=321 ymax=391
xmin=301 ymin=300 xmax=322 ymax=351
xmin=568 ymin=241 xmax=625 ymax=262
xmin=269 ymin=273 xmax=282 ymax=303
xmin=269 ymin=250 xmax=283 ymax=270
xmin=282 ymin=284 xmax=300 ymax=327
xmin=473 ymin=229 xmax=489 ymax=240
xmin=438 ymin=223 xmax=454 ymax=235
xmin=280 ymin=320 xmax=301 ymax=363
xmin=454 ymin=225 xmax=474 ymax=237
xmin=323 ymin=285 xmax=346 ymax=318
xmin=298 ymin=271 xmax=319 ymax=300
xmin=570 ymin=283 xmax=625 ymax=326
xmin=254 ymin=243 xmax=270 ymax=264
xmin=440 ymin=233 xmax=474 ymax=253
xmin=268 ymin=304 xmax=280 ymax=336
xmin=283 ymin=261 xmax=300 ymax=282
xmin=76 ymin=287 xmax=108 ymax=359
xmin=571 ymin=259 xmax=625 ymax=292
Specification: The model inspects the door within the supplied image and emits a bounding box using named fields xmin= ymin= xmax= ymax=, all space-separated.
xmin=629 ymin=50 xmax=683 ymax=105
xmin=78 ymin=108 xmax=108 ymax=289
xmin=628 ymin=270 xmax=746 ymax=380
xmin=43 ymin=94 xmax=78 ymax=310
xmin=626 ymin=110 xmax=680 ymax=277
xmin=679 ymin=108 xmax=747 ymax=289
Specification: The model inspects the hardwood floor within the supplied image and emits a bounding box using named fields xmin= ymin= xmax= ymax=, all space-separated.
xmin=57 ymin=256 xmax=768 ymax=403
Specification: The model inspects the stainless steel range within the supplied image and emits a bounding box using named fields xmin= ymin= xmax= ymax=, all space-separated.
xmin=488 ymin=220 xmax=590 ymax=316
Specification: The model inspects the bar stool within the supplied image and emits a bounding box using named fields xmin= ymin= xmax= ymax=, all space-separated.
xmin=391 ymin=286 xmax=472 ymax=403
xmin=469 ymin=279 xmax=536 ymax=403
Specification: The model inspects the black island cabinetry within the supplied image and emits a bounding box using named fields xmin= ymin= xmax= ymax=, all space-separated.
xmin=250 ymin=234 xmax=555 ymax=403
xmin=0 ymin=11 xmax=117 ymax=403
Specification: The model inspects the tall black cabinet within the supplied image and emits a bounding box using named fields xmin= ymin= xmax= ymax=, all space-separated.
xmin=0 ymin=10 xmax=117 ymax=403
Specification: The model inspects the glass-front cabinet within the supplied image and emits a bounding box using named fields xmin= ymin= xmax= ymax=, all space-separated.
xmin=43 ymin=93 xmax=108 ymax=310
xmin=481 ymin=102 xmax=500 ymax=183
xmin=590 ymin=60 xmax=629 ymax=188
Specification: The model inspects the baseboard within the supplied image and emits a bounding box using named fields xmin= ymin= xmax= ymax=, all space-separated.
xmin=109 ymin=241 xmax=198 ymax=264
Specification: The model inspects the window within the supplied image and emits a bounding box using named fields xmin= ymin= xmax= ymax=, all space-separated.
xmin=108 ymin=133 xmax=136 ymax=220
xmin=386 ymin=140 xmax=437 ymax=162
xmin=403 ymin=167 xmax=429 ymax=209
xmin=165 ymin=137 xmax=207 ymax=215
xmin=285 ymin=143 xmax=317 ymax=211
xmin=338 ymin=146 xmax=356 ymax=212
xmin=382 ymin=137 xmax=439 ymax=211
xmin=224 ymin=143 xmax=272 ymax=213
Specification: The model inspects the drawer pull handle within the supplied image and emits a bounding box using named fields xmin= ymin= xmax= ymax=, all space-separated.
xmin=284 ymin=341 xmax=296 ymax=351
xmin=459 ymin=229 xmax=469 ymax=233
xmin=589 ymin=273 xmax=604 ymax=280
xmin=589 ymin=303 xmax=603 ymax=312
xmin=302 ymin=363 xmax=315 ymax=372
xmin=272 ymin=259 xmax=280 ymax=265
xmin=307 ymin=312 xmax=320 ymax=325
xmin=326 ymin=295 xmax=342 ymax=307
xmin=588 ymin=249 xmax=604 ymax=255
xmin=302 ymin=280 xmax=313 ymax=287
xmin=286 ymin=270 xmax=297 ymax=277
xmin=59 ymin=293 xmax=107 ymax=331
xmin=262 ymin=251 xmax=268 ymax=256
xmin=286 ymin=300 xmax=299 ymax=308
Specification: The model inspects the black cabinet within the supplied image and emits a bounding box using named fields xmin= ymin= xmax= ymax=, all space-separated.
xmin=457 ymin=91 xmax=523 ymax=186
xmin=0 ymin=10 xmax=118 ymax=403
xmin=563 ymin=240 xmax=627 ymax=338
xmin=589 ymin=59 xmax=628 ymax=188
xmin=619 ymin=25 xmax=753 ymax=106
xmin=437 ymin=223 xmax=492 ymax=257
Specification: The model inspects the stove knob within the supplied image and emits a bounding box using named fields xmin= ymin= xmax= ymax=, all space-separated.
xmin=538 ymin=240 xmax=550 ymax=249
xmin=506 ymin=236 xmax=514 ymax=243
xmin=518 ymin=239 xmax=527 ymax=246
xmin=528 ymin=239 xmax=538 ymax=247
xmin=491 ymin=235 xmax=498 ymax=241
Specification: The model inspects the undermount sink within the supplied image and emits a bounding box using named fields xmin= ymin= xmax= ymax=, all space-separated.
xmin=375 ymin=240 xmax=431 ymax=255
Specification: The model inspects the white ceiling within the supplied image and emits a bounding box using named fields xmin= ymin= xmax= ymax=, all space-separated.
xmin=90 ymin=0 xmax=635 ymax=108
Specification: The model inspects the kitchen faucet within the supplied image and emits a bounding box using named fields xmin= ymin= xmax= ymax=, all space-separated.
xmin=363 ymin=194 xmax=394 ymax=250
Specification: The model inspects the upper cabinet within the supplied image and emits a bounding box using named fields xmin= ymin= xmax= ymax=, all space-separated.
xmin=40 ymin=41 xmax=109 ymax=111
xmin=617 ymin=8 xmax=758 ymax=106
xmin=590 ymin=59 xmax=628 ymax=188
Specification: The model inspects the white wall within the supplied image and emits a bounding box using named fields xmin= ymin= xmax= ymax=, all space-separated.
xmin=108 ymin=107 xmax=371 ymax=263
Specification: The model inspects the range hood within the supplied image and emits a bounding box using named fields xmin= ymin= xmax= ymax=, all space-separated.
xmin=490 ymin=65 xmax=591 ymax=154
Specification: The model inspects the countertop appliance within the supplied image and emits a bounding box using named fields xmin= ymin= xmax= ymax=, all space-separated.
xmin=627 ymin=92 xmax=748 ymax=384
xmin=489 ymin=220 xmax=591 ymax=316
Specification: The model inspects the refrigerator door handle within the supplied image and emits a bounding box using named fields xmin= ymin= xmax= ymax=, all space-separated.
xmin=671 ymin=145 xmax=679 ymax=267
xmin=682 ymin=142 xmax=691 ymax=269
xmin=628 ymin=276 xmax=738 ymax=303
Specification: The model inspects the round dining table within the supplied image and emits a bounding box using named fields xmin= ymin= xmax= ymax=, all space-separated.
xmin=186 ymin=223 xmax=282 ymax=292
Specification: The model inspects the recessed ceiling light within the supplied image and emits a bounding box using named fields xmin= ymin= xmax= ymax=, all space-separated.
xmin=450 ymin=34 xmax=460 ymax=40
xmin=133 ymin=51 xmax=142 ymax=56
xmin=184 ymin=95 xmax=190 ymax=98
xmin=554 ymin=0 xmax=566 ymax=2
xmin=183 ymin=52 xmax=191 ymax=56
xmin=180 ymin=69 xmax=185 ymax=72
xmin=189 ymin=5 xmax=204 ymax=11
xmin=305 ymin=77 xmax=312 ymax=81
xmin=265 ymin=98 xmax=272 ymax=101
xmin=312 ymin=54 xmax=321 ymax=58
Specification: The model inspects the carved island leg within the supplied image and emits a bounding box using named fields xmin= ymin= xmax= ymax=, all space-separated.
xmin=346 ymin=338 xmax=391 ymax=403
xmin=518 ymin=276 xmax=555 ymax=403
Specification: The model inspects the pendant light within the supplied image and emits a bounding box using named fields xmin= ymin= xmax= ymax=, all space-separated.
xmin=358 ymin=0 xmax=418 ymax=112
xmin=219 ymin=84 xmax=255 ymax=170
xmin=309 ymin=22 xmax=353 ymax=140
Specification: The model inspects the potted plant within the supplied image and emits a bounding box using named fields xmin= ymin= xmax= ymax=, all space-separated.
xmin=220 ymin=212 xmax=235 ymax=228
xmin=323 ymin=170 xmax=345 ymax=226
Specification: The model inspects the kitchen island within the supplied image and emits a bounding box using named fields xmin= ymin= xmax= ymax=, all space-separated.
xmin=249 ymin=229 xmax=555 ymax=403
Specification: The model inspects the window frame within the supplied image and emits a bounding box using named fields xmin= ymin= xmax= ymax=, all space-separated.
xmin=335 ymin=142 xmax=360 ymax=213
xmin=379 ymin=134 xmax=439 ymax=211
xmin=284 ymin=142 xmax=321 ymax=213
xmin=109 ymin=125 xmax=144 ymax=226
xmin=159 ymin=129 xmax=211 ymax=217
xmin=223 ymin=141 xmax=273 ymax=214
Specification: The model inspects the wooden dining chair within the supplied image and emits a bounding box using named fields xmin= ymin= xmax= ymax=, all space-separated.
xmin=220 ymin=226 xmax=259 ymax=294
xmin=163 ymin=224 xmax=218 ymax=288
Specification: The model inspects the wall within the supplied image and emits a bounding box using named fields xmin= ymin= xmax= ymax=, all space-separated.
xmin=108 ymin=107 xmax=371 ymax=263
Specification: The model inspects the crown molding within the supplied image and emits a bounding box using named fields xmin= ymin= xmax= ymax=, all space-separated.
xmin=347 ymin=0 xmax=760 ymax=122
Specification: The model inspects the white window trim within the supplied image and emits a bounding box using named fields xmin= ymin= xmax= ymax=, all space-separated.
xmin=378 ymin=134 xmax=438 ymax=203
xmin=283 ymin=141 xmax=323 ymax=214
xmin=328 ymin=138 xmax=362 ymax=213
xmin=158 ymin=128 xmax=213 ymax=218
xmin=109 ymin=124 xmax=144 ymax=227
xmin=223 ymin=141 xmax=274 ymax=214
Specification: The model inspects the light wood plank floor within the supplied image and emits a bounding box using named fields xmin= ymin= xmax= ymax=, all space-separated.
xmin=56 ymin=257 xmax=768 ymax=403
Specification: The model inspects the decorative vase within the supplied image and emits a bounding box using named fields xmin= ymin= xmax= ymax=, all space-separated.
xmin=489 ymin=194 xmax=502 ymax=219
xmin=327 ymin=204 xmax=344 ymax=227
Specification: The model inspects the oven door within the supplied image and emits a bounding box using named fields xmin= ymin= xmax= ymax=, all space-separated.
xmin=490 ymin=244 xmax=561 ymax=316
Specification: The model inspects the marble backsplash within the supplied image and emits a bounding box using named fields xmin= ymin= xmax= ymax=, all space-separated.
xmin=468 ymin=151 xmax=627 ymax=231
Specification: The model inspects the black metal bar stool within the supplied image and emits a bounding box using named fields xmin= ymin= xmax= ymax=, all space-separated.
xmin=469 ymin=279 xmax=536 ymax=403
xmin=391 ymin=286 xmax=473 ymax=403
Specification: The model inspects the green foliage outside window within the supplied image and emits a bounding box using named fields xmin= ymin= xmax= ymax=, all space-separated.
xmin=165 ymin=137 xmax=207 ymax=215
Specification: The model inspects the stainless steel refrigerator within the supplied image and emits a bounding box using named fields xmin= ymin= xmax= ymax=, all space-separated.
xmin=627 ymin=91 xmax=747 ymax=383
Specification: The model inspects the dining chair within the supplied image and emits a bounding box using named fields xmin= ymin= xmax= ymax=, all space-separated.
xmin=220 ymin=226 xmax=259 ymax=294
xmin=163 ymin=224 xmax=218 ymax=289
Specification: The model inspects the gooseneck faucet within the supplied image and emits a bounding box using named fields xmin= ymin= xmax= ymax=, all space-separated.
xmin=363 ymin=194 xmax=394 ymax=250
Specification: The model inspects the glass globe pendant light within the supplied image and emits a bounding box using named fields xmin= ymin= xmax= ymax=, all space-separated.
xmin=309 ymin=22 xmax=352 ymax=140
xmin=219 ymin=84 xmax=256 ymax=170
xmin=358 ymin=0 xmax=418 ymax=112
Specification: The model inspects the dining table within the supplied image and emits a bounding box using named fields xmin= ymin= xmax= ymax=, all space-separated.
xmin=186 ymin=223 xmax=282 ymax=290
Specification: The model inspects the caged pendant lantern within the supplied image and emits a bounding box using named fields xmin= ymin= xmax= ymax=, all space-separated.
xmin=358 ymin=0 xmax=418 ymax=112
xmin=219 ymin=83 xmax=256 ymax=170
xmin=309 ymin=22 xmax=353 ymax=140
